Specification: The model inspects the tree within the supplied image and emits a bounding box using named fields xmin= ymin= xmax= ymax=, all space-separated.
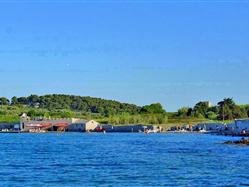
xmin=17 ymin=97 xmax=28 ymax=105
xmin=140 ymin=103 xmax=166 ymax=114
xmin=11 ymin=96 xmax=18 ymax=105
xmin=217 ymin=98 xmax=236 ymax=120
xmin=177 ymin=107 xmax=191 ymax=117
xmin=232 ymin=105 xmax=247 ymax=119
xmin=206 ymin=111 xmax=217 ymax=120
xmin=192 ymin=101 xmax=210 ymax=118
xmin=0 ymin=97 xmax=10 ymax=105
xmin=27 ymin=95 xmax=40 ymax=106
xmin=8 ymin=94 xmax=142 ymax=115
xmin=240 ymin=105 xmax=249 ymax=118
xmin=207 ymin=106 xmax=218 ymax=114
xmin=246 ymin=106 xmax=249 ymax=118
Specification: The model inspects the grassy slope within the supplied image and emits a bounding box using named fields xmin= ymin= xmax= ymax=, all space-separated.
xmin=0 ymin=105 xmax=231 ymax=128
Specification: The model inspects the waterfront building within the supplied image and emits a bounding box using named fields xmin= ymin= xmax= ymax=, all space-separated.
xmin=98 ymin=124 xmax=161 ymax=133
xmin=0 ymin=123 xmax=19 ymax=131
xmin=235 ymin=119 xmax=249 ymax=133
xmin=220 ymin=120 xmax=249 ymax=135
xmin=67 ymin=120 xmax=99 ymax=132
xmin=193 ymin=123 xmax=224 ymax=132
xmin=17 ymin=113 xmax=161 ymax=133
xmin=20 ymin=113 xmax=99 ymax=132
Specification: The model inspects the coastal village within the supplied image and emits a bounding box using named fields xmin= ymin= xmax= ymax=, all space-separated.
xmin=0 ymin=113 xmax=162 ymax=134
xmin=1 ymin=113 xmax=249 ymax=136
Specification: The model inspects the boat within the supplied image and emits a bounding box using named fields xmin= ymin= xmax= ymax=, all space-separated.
xmin=199 ymin=129 xmax=208 ymax=133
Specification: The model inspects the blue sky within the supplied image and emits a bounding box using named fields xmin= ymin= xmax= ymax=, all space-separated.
xmin=0 ymin=0 xmax=249 ymax=111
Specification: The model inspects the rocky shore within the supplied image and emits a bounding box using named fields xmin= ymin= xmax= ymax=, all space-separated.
xmin=224 ymin=138 xmax=249 ymax=145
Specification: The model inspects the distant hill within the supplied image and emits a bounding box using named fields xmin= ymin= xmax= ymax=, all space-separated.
xmin=10 ymin=94 xmax=142 ymax=116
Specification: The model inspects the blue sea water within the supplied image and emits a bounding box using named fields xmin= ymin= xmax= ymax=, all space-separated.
xmin=0 ymin=133 xmax=249 ymax=187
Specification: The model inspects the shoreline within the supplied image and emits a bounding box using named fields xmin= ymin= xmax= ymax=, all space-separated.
xmin=0 ymin=130 xmax=248 ymax=137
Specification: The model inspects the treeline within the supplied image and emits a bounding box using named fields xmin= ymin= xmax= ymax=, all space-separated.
xmin=177 ymin=98 xmax=249 ymax=121
xmin=0 ymin=95 xmax=167 ymax=124
xmin=1 ymin=94 xmax=142 ymax=115
xmin=0 ymin=95 xmax=248 ymax=124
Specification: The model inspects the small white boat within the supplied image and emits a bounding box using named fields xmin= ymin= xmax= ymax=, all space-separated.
xmin=199 ymin=129 xmax=207 ymax=133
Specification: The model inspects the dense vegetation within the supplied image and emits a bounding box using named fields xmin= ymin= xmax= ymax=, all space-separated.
xmin=0 ymin=95 xmax=167 ymax=125
xmin=0 ymin=95 xmax=248 ymax=126
xmin=176 ymin=98 xmax=249 ymax=121
xmin=9 ymin=94 xmax=141 ymax=115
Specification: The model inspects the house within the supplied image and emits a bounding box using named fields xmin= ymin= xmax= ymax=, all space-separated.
xmin=67 ymin=120 xmax=99 ymax=132
xmin=19 ymin=113 xmax=31 ymax=131
xmin=22 ymin=119 xmax=70 ymax=132
xmin=84 ymin=120 xmax=99 ymax=132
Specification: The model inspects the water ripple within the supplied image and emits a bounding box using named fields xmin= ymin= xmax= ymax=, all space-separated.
xmin=0 ymin=133 xmax=249 ymax=186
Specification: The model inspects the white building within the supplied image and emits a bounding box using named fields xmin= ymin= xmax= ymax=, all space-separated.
xmin=67 ymin=120 xmax=99 ymax=132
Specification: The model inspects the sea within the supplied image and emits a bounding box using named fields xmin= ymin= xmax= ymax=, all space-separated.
xmin=0 ymin=133 xmax=249 ymax=187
